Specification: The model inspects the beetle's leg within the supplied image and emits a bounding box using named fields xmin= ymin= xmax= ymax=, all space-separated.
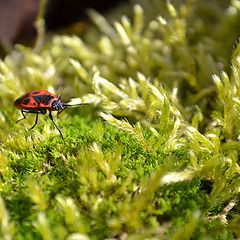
xmin=57 ymin=106 xmax=69 ymax=121
xmin=22 ymin=109 xmax=46 ymax=114
xmin=49 ymin=111 xmax=64 ymax=139
xmin=57 ymin=106 xmax=68 ymax=119
xmin=29 ymin=113 xmax=39 ymax=130
xmin=16 ymin=109 xmax=46 ymax=130
xmin=16 ymin=110 xmax=26 ymax=123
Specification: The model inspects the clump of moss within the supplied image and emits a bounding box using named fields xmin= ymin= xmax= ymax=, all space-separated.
xmin=1 ymin=0 xmax=240 ymax=239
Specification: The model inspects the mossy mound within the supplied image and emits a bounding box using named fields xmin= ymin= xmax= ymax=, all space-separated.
xmin=1 ymin=0 xmax=240 ymax=239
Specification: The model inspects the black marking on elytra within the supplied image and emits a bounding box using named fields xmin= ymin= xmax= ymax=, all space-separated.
xmin=14 ymin=93 xmax=29 ymax=105
xmin=32 ymin=91 xmax=40 ymax=94
xmin=23 ymin=98 xmax=30 ymax=105
xmin=33 ymin=95 xmax=45 ymax=105
xmin=42 ymin=95 xmax=54 ymax=105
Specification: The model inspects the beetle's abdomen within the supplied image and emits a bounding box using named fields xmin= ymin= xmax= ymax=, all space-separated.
xmin=14 ymin=93 xmax=29 ymax=108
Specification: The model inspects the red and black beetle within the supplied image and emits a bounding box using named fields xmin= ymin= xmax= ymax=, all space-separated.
xmin=14 ymin=90 xmax=88 ymax=139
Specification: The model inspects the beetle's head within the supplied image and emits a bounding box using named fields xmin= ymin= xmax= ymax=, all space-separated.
xmin=52 ymin=99 xmax=64 ymax=111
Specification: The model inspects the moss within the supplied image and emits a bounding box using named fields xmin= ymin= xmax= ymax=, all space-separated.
xmin=1 ymin=0 xmax=240 ymax=239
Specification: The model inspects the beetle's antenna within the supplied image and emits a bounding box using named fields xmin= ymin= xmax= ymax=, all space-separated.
xmin=57 ymin=103 xmax=89 ymax=117
xmin=57 ymin=106 xmax=68 ymax=118
xmin=62 ymin=102 xmax=90 ymax=107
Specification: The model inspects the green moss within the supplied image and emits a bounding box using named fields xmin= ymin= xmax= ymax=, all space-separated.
xmin=1 ymin=0 xmax=240 ymax=239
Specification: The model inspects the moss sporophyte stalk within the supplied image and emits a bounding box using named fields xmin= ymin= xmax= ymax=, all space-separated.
xmin=0 ymin=0 xmax=240 ymax=239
